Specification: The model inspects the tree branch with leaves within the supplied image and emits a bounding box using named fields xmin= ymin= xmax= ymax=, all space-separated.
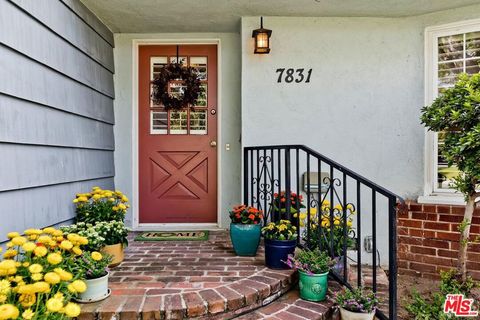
xmin=421 ymin=73 xmax=480 ymax=281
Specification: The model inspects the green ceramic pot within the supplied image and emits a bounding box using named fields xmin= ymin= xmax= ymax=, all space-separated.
xmin=298 ymin=270 xmax=329 ymax=302
xmin=230 ymin=223 xmax=262 ymax=256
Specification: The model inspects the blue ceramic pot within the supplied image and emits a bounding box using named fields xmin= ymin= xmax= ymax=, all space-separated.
xmin=264 ymin=238 xmax=297 ymax=269
xmin=230 ymin=223 xmax=262 ymax=256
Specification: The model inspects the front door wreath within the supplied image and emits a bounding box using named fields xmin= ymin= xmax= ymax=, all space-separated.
xmin=151 ymin=62 xmax=202 ymax=111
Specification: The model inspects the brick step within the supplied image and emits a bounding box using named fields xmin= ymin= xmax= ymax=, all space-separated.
xmin=234 ymin=281 xmax=342 ymax=320
xmin=79 ymin=269 xmax=296 ymax=319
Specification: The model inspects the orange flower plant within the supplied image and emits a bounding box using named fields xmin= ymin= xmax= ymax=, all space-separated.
xmin=229 ymin=205 xmax=263 ymax=225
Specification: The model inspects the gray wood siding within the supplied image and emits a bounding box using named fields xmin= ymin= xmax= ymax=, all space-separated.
xmin=0 ymin=178 xmax=115 ymax=242
xmin=0 ymin=95 xmax=114 ymax=150
xmin=10 ymin=0 xmax=115 ymax=72
xmin=0 ymin=0 xmax=115 ymax=241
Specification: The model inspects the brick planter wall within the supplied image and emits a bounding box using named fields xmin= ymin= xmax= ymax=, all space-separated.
xmin=398 ymin=201 xmax=480 ymax=280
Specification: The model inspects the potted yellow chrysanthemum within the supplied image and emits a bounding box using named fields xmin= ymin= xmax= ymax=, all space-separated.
xmin=72 ymin=187 xmax=130 ymax=266
xmin=0 ymin=228 xmax=88 ymax=319
xmin=299 ymin=201 xmax=356 ymax=275
xmin=262 ymin=220 xmax=297 ymax=269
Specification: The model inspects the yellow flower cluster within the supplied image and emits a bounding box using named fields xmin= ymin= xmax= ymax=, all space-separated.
xmin=262 ymin=220 xmax=297 ymax=240
xmin=295 ymin=201 xmax=355 ymax=230
xmin=0 ymin=227 xmax=88 ymax=319
xmin=73 ymin=187 xmax=130 ymax=212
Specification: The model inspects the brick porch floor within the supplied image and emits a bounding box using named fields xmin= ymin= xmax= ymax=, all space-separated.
xmin=79 ymin=231 xmax=298 ymax=319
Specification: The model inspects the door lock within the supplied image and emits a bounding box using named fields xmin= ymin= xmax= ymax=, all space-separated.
xmin=210 ymin=140 xmax=217 ymax=147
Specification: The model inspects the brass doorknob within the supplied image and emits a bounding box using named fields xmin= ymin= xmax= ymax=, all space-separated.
xmin=210 ymin=140 xmax=217 ymax=147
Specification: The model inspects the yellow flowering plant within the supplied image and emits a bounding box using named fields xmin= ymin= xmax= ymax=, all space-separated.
xmin=297 ymin=201 xmax=356 ymax=257
xmin=261 ymin=220 xmax=297 ymax=241
xmin=73 ymin=187 xmax=129 ymax=224
xmin=0 ymin=228 xmax=89 ymax=319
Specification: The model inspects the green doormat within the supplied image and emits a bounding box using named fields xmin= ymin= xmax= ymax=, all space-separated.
xmin=134 ymin=231 xmax=209 ymax=241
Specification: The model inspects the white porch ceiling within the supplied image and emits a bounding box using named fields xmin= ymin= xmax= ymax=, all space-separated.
xmin=80 ymin=0 xmax=480 ymax=33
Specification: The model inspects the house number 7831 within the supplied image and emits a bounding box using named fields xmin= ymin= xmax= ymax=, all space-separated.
xmin=276 ymin=68 xmax=312 ymax=83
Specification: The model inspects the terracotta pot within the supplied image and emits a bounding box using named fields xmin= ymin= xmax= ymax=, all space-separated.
xmin=340 ymin=307 xmax=376 ymax=320
xmin=101 ymin=243 xmax=124 ymax=267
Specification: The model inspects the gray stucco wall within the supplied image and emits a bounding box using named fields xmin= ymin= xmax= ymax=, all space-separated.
xmin=0 ymin=0 xmax=115 ymax=242
xmin=113 ymin=33 xmax=241 ymax=229
xmin=241 ymin=4 xmax=480 ymax=200
xmin=241 ymin=4 xmax=480 ymax=266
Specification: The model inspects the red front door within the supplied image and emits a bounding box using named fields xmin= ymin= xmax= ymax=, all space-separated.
xmin=138 ymin=45 xmax=217 ymax=223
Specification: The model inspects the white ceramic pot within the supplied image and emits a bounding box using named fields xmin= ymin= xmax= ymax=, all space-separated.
xmin=77 ymin=272 xmax=110 ymax=303
xmin=340 ymin=307 xmax=376 ymax=320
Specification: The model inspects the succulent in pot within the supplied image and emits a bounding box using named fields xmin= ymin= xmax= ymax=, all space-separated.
xmin=335 ymin=288 xmax=379 ymax=320
xmin=229 ymin=205 xmax=263 ymax=256
xmin=262 ymin=220 xmax=297 ymax=269
xmin=286 ymin=249 xmax=333 ymax=301
xmin=76 ymin=251 xmax=112 ymax=303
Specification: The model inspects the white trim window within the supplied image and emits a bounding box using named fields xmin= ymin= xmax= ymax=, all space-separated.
xmin=421 ymin=19 xmax=480 ymax=205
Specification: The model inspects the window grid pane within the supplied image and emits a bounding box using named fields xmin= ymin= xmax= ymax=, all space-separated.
xmin=435 ymin=31 xmax=480 ymax=190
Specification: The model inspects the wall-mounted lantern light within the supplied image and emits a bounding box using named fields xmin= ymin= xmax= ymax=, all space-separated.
xmin=252 ymin=17 xmax=272 ymax=54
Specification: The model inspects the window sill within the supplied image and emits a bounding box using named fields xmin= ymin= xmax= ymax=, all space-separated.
xmin=417 ymin=194 xmax=465 ymax=206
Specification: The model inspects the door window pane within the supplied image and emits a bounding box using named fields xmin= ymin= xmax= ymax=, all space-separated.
xmin=190 ymin=57 xmax=207 ymax=80
xmin=151 ymin=110 xmax=168 ymax=134
xmin=170 ymin=111 xmax=188 ymax=134
xmin=169 ymin=82 xmax=186 ymax=100
xmin=151 ymin=57 xmax=168 ymax=107
xmin=189 ymin=110 xmax=207 ymax=135
xmin=196 ymin=84 xmax=207 ymax=107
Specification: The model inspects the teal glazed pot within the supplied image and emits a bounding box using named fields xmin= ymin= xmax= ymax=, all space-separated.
xmin=230 ymin=223 xmax=262 ymax=256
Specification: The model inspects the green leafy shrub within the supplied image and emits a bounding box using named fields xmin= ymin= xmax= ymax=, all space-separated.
xmin=405 ymin=270 xmax=478 ymax=319
xmin=421 ymin=73 xmax=480 ymax=279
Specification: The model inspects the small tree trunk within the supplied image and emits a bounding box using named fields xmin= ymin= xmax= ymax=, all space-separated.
xmin=458 ymin=195 xmax=475 ymax=282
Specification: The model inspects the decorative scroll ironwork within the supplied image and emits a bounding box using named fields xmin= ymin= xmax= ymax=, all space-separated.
xmin=251 ymin=153 xmax=278 ymax=224
xmin=244 ymin=145 xmax=404 ymax=320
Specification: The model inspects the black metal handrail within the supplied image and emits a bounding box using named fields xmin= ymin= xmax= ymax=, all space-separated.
xmin=243 ymin=145 xmax=404 ymax=320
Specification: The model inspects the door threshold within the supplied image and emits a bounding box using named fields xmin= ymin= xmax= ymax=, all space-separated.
xmin=134 ymin=223 xmax=224 ymax=231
